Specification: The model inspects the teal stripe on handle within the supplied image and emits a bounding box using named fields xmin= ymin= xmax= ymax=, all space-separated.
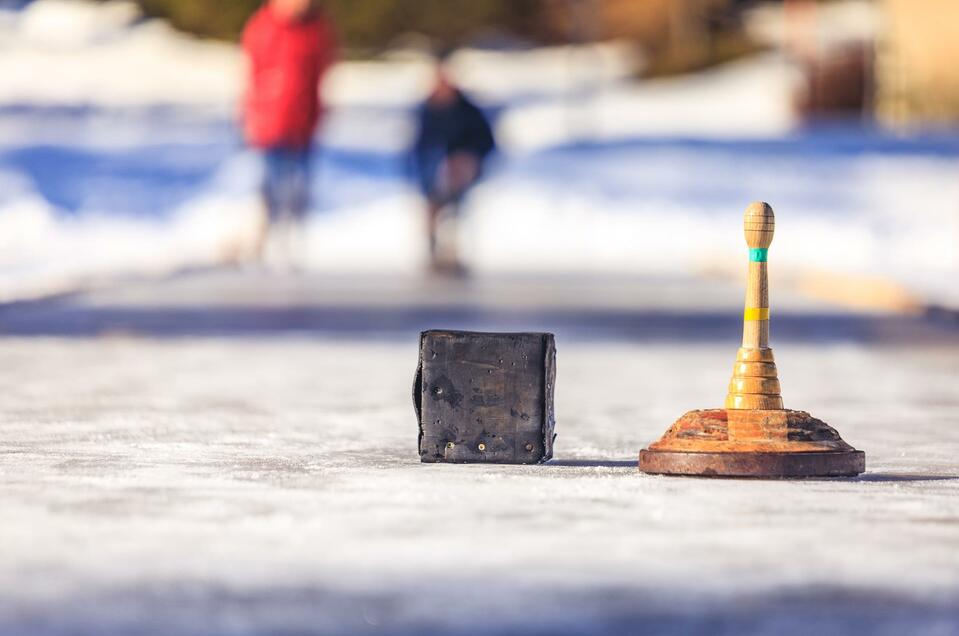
xmin=749 ymin=248 xmax=768 ymax=262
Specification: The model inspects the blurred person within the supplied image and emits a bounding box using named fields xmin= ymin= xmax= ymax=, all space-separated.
xmin=412 ymin=54 xmax=495 ymax=274
xmin=241 ymin=0 xmax=336 ymax=267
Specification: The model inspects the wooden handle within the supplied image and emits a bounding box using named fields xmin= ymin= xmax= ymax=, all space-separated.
xmin=741 ymin=201 xmax=773 ymax=349
xmin=726 ymin=201 xmax=783 ymax=410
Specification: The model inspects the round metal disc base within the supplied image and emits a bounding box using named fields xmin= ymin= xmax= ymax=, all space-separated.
xmin=639 ymin=449 xmax=865 ymax=478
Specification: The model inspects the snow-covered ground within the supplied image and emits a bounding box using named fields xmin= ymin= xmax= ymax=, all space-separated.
xmin=1 ymin=0 xmax=958 ymax=307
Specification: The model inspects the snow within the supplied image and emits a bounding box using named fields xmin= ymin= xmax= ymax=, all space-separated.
xmin=746 ymin=0 xmax=883 ymax=51
xmin=0 ymin=0 xmax=958 ymax=308
xmin=496 ymin=54 xmax=798 ymax=150
xmin=0 ymin=1 xmax=240 ymax=109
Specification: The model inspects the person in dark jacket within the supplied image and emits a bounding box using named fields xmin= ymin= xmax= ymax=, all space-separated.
xmin=412 ymin=56 xmax=495 ymax=272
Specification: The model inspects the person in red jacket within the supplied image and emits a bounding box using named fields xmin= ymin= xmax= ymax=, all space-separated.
xmin=241 ymin=0 xmax=336 ymax=263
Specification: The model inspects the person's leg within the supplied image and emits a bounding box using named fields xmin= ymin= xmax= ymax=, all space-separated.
xmin=269 ymin=148 xmax=312 ymax=269
xmin=255 ymin=149 xmax=284 ymax=262
xmin=419 ymin=152 xmax=445 ymax=268
xmin=445 ymin=152 xmax=480 ymax=199
xmin=430 ymin=153 xmax=479 ymax=273
xmin=288 ymin=148 xmax=311 ymax=223
xmin=427 ymin=199 xmax=442 ymax=266
xmin=283 ymin=148 xmax=311 ymax=268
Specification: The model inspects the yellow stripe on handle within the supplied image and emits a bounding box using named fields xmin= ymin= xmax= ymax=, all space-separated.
xmin=744 ymin=307 xmax=769 ymax=321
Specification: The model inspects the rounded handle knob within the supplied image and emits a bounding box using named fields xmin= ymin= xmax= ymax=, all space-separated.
xmin=744 ymin=201 xmax=775 ymax=249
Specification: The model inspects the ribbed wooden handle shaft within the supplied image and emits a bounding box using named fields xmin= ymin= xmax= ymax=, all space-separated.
xmin=726 ymin=202 xmax=783 ymax=410
xmin=741 ymin=201 xmax=773 ymax=348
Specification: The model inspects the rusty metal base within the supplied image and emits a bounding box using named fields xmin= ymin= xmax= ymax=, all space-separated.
xmin=639 ymin=449 xmax=865 ymax=478
xmin=639 ymin=408 xmax=865 ymax=478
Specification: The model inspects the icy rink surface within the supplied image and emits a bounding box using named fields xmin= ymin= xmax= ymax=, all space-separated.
xmin=1 ymin=335 xmax=958 ymax=635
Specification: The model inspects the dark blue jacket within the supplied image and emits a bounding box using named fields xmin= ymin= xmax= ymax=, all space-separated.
xmin=412 ymin=91 xmax=495 ymax=197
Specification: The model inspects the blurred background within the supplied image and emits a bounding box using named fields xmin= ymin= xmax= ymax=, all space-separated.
xmin=0 ymin=0 xmax=956 ymax=312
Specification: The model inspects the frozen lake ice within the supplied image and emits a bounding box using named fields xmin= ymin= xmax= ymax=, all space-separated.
xmin=0 ymin=272 xmax=957 ymax=635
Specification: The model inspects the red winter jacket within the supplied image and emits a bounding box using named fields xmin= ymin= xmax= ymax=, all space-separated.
xmin=241 ymin=5 xmax=336 ymax=150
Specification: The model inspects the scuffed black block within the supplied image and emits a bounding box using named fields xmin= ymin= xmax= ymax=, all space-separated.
xmin=414 ymin=330 xmax=556 ymax=464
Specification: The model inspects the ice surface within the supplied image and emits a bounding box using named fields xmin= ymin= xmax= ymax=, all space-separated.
xmin=0 ymin=333 xmax=957 ymax=635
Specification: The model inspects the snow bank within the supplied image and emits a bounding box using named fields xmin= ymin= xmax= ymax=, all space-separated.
xmin=0 ymin=0 xmax=957 ymax=310
xmin=462 ymin=146 xmax=959 ymax=310
xmin=0 ymin=0 xmax=241 ymax=110
xmin=0 ymin=154 xmax=260 ymax=301
xmin=497 ymin=54 xmax=798 ymax=151
xmin=0 ymin=1 xmax=645 ymax=131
